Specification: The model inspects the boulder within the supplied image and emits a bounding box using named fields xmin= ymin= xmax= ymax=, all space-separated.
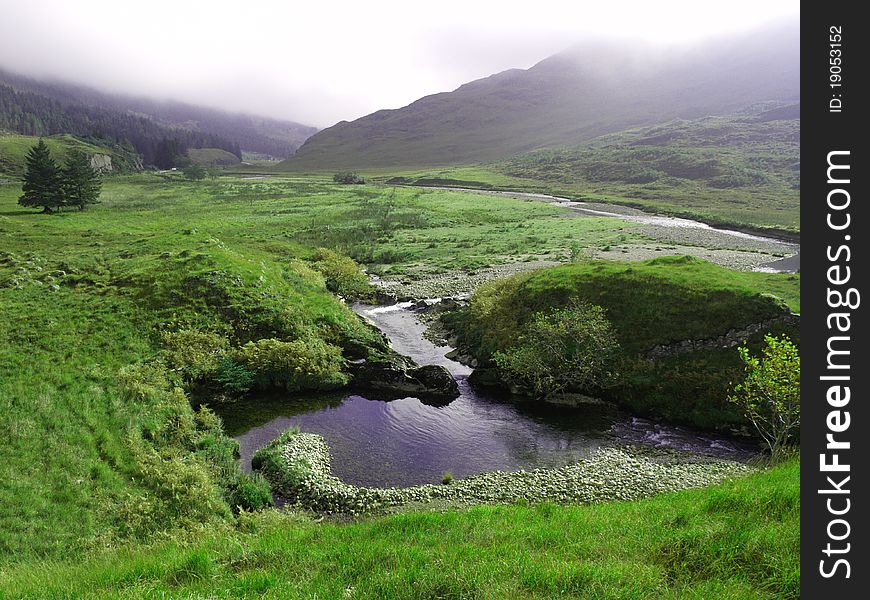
xmin=348 ymin=360 xmax=459 ymax=400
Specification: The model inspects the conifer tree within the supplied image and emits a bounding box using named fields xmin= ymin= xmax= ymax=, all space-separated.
xmin=62 ymin=151 xmax=102 ymax=210
xmin=18 ymin=139 xmax=62 ymax=213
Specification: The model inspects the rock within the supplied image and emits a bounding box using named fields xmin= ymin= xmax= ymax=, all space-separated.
xmin=347 ymin=360 xmax=459 ymax=400
xmin=89 ymin=154 xmax=113 ymax=173
xmin=410 ymin=365 xmax=459 ymax=399
xmin=468 ymin=368 xmax=507 ymax=390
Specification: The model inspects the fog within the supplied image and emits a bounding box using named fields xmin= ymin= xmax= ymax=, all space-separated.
xmin=0 ymin=0 xmax=799 ymax=127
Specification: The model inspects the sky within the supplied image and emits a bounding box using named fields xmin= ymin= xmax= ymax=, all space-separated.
xmin=0 ymin=0 xmax=799 ymax=128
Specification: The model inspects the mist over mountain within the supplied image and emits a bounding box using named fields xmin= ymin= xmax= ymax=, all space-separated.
xmin=280 ymin=20 xmax=798 ymax=170
xmin=0 ymin=68 xmax=318 ymax=163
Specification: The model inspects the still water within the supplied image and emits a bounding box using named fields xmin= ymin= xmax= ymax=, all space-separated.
xmin=217 ymin=303 xmax=757 ymax=488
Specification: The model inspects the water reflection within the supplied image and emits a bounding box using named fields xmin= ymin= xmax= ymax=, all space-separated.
xmin=215 ymin=384 xmax=618 ymax=487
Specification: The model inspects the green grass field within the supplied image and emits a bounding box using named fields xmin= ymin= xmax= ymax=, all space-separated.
xmin=0 ymin=171 xmax=799 ymax=597
xmin=372 ymin=114 xmax=800 ymax=233
xmin=0 ymin=458 xmax=799 ymax=599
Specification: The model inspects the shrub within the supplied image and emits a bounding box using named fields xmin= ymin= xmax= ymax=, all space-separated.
xmin=226 ymin=473 xmax=274 ymax=513
xmin=213 ymin=358 xmax=255 ymax=397
xmin=161 ymin=329 xmax=229 ymax=382
xmin=493 ymin=301 xmax=620 ymax=398
xmin=183 ymin=164 xmax=207 ymax=180
xmin=234 ymin=337 xmax=348 ymax=391
xmin=310 ymin=247 xmax=377 ymax=301
xmin=333 ymin=172 xmax=365 ymax=184
xmin=728 ymin=334 xmax=800 ymax=453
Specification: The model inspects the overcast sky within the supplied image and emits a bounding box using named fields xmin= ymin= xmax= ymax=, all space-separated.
xmin=0 ymin=0 xmax=799 ymax=128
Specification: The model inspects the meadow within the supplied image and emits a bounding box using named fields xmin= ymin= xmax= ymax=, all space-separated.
xmin=374 ymin=113 xmax=801 ymax=234
xmin=0 ymin=173 xmax=659 ymax=559
xmin=0 ymin=459 xmax=799 ymax=599
xmin=0 ymin=172 xmax=800 ymax=598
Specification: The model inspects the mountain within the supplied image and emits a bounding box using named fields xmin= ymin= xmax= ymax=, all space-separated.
xmin=0 ymin=69 xmax=318 ymax=165
xmin=280 ymin=21 xmax=798 ymax=170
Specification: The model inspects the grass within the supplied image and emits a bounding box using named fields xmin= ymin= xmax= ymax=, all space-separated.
xmin=447 ymin=256 xmax=799 ymax=430
xmin=0 ymin=458 xmax=799 ymax=599
xmin=454 ymin=256 xmax=798 ymax=359
xmin=374 ymin=113 xmax=800 ymax=233
xmin=0 ymin=170 xmax=799 ymax=596
xmin=0 ymin=172 xmax=651 ymax=560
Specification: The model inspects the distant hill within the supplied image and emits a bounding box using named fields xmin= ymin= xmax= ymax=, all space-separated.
xmin=187 ymin=147 xmax=242 ymax=166
xmin=281 ymin=21 xmax=798 ymax=170
xmin=382 ymin=105 xmax=801 ymax=231
xmin=0 ymin=69 xmax=318 ymax=166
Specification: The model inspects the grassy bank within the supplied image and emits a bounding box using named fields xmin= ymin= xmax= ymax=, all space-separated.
xmin=446 ymin=256 xmax=800 ymax=430
xmin=0 ymin=458 xmax=799 ymax=599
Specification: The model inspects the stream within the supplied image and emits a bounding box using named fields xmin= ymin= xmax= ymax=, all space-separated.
xmin=219 ymin=302 xmax=758 ymax=488
xmin=421 ymin=186 xmax=800 ymax=273
xmin=217 ymin=187 xmax=787 ymax=487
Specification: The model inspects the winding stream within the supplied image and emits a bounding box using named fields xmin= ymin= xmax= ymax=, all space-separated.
xmin=217 ymin=186 xmax=787 ymax=486
xmin=219 ymin=302 xmax=758 ymax=488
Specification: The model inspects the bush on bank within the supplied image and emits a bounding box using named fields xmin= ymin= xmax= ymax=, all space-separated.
xmin=446 ymin=257 xmax=799 ymax=431
xmin=114 ymin=362 xmax=272 ymax=538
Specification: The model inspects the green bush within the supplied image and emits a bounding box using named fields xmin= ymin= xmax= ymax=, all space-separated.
xmin=309 ymin=247 xmax=377 ymax=301
xmin=333 ymin=172 xmax=365 ymax=184
xmin=729 ymin=334 xmax=800 ymax=453
xmin=234 ymin=337 xmax=348 ymax=392
xmin=161 ymin=329 xmax=229 ymax=381
xmin=213 ymin=357 xmax=255 ymax=397
xmin=493 ymin=301 xmax=620 ymax=398
xmin=226 ymin=473 xmax=274 ymax=513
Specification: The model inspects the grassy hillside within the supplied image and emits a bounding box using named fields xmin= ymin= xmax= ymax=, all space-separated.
xmin=280 ymin=21 xmax=797 ymax=170
xmin=0 ymin=174 xmax=659 ymax=559
xmin=188 ymin=147 xmax=242 ymax=166
xmin=0 ymin=458 xmax=799 ymax=598
xmin=0 ymin=174 xmax=397 ymax=559
xmin=378 ymin=109 xmax=801 ymax=232
xmin=0 ymin=132 xmax=139 ymax=177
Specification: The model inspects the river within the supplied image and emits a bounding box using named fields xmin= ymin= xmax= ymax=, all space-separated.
xmin=218 ymin=301 xmax=758 ymax=488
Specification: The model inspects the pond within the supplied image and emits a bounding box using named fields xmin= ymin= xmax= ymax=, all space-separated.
xmin=217 ymin=302 xmax=758 ymax=488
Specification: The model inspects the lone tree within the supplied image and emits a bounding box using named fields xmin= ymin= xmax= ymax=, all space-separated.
xmin=19 ymin=139 xmax=62 ymax=213
xmin=62 ymin=151 xmax=102 ymax=210
xmin=728 ymin=334 xmax=800 ymax=454
xmin=494 ymin=300 xmax=620 ymax=398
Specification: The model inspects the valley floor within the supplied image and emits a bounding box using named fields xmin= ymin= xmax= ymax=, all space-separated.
xmin=0 ymin=173 xmax=799 ymax=598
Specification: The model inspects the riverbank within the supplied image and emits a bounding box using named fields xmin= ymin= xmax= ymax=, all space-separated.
xmin=369 ymin=185 xmax=798 ymax=299
xmin=0 ymin=457 xmax=799 ymax=599
xmin=253 ymin=429 xmax=752 ymax=514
